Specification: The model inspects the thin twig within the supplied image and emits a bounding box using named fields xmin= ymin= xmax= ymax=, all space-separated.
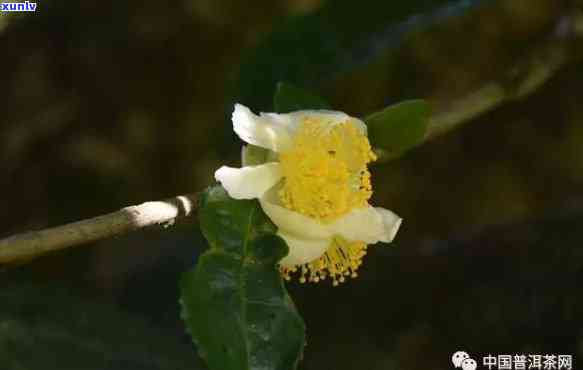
xmin=0 ymin=193 xmax=198 ymax=264
xmin=372 ymin=11 xmax=583 ymax=163
xmin=426 ymin=11 xmax=582 ymax=140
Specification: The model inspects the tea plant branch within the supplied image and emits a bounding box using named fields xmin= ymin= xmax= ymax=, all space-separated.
xmin=1 ymin=13 xmax=582 ymax=266
xmin=426 ymin=11 xmax=583 ymax=140
xmin=0 ymin=193 xmax=198 ymax=264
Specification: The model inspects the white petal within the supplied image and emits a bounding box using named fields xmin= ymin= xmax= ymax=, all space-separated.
xmin=375 ymin=207 xmax=402 ymax=243
xmin=277 ymin=231 xmax=330 ymax=267
xmin=351 ymin=117 xmax=368 ymax=134
xmin=259 ymin=187 xmax=332 ymax=239
xmin=327 ymin=206 xmax=402 ymax=244
xmin=214 ymin=163 xmax=282 ymax=200
xmin=232 ymin=104 xmax=293 ymax=152
xmin=233 ymin=105 xmax=369 ymax=152
xmin=326 ymin=206 xmax=384 ymax=243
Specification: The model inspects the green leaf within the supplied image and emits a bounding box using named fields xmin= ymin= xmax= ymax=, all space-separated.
xmin=180 ymin=186 xmax=306 ymax=370
xmin=364 ymin=99 xmax=430 ymax=160
xmin=274 ymin=82 xmax=330 ymax=113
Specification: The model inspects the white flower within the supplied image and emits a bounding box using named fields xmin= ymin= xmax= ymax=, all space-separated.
xmin=215 ymin=104 xmax=402 ymax=285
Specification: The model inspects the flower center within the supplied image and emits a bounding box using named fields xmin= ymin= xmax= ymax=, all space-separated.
xmin=278 ymin=116 xmax=376 ymax=222
xmin=281 ymin=236 xmax=368 ymax=286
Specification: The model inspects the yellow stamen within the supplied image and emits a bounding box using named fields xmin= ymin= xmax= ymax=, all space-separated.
xmin=280 ymin=236 xmax=368 ymax=286
xmin=278 ymin=117 xmax=376 ymax=222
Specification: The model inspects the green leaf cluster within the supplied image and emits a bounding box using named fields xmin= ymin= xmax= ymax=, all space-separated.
xmin=180 ymin=186 xmax=305 ymax=370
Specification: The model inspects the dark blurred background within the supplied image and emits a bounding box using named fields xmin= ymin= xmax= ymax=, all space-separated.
xmin=2 ymin=0 xmax=583 ymax=369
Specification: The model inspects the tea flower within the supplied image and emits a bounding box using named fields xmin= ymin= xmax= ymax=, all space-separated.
xmin=215 ymin=104 xmax=402 ymax=285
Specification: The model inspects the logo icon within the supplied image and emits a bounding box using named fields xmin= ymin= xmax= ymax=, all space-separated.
xmin=452 ymin=351 xmax=477 ymax=370
xmin=461 ymin=358 xmax=477 ymax=370
xmin=452 ymin=351 xmax=470 ymax=368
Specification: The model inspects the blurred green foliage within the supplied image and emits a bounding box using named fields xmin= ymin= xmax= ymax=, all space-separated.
xmin=236 ymin=0 xmax=487 ymax=111
xmin=274 ymin=82 xmax=331 ymax=113
xmin=1 ymin=0 xmax=583 ymax=369
xmin=0 ymin=275 xmax=203 ymax=370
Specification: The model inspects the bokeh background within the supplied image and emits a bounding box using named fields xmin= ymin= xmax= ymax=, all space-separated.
xmin=2 ymin=0 xmax=583 ymax=369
